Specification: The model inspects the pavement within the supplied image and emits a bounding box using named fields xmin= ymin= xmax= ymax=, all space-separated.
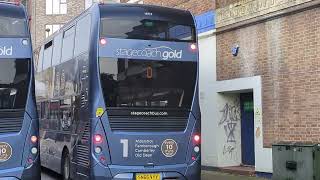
xmin=201 ymin=171 xmax=265 ymax=180
xmin=41 ymin=168 xmax=265 ymax=180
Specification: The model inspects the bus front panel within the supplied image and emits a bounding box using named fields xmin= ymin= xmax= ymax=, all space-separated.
xmin=93 ymin=4 xmax=200 ymax=179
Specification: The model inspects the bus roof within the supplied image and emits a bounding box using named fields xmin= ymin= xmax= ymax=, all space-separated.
xmin=0 ymin=1 xmax=26 ymax=18
xmin=99 ymin=3 xmax=194 ymax=25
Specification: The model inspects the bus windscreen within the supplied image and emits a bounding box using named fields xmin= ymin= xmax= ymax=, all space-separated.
xmin=99 ymin=58 xmax=197 ymax=109
xmin=0 ymin=16 xmax=27 ymax=37
xmin=0 ymin=59 xmax=30 ymax=109
xmin=100 ymin=18 xmax=196 ymax=42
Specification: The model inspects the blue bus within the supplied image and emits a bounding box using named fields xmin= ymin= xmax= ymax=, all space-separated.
xmin=36 ymin=3 xmax=200 ymax=180
xmin=0 ymin=2 xmax=40 ymax=180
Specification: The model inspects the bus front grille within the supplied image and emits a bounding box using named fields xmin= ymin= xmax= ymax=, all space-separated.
xmin=108 ymin=116 xmax=188 ymax=132
xmin=0 ymin=110 xmax=24 ymax=134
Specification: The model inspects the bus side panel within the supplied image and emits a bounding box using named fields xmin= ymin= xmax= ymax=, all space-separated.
xmin=38 ymin=60 xmax=80 ymax=175
xmin=38 ymin=67 xmax=63 ymax=173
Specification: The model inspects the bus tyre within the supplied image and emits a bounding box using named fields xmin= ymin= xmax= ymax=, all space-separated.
xmin=62 ymin=152 xmax=71 ymax=180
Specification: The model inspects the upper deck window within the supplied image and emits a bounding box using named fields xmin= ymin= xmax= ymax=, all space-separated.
xmin=0 ymin=16 xmax=27 ymax=37
xmin=61 ymin=26 xmax=75 ymax=62
xmin=100 ymin=17 xmax=196 ymax=42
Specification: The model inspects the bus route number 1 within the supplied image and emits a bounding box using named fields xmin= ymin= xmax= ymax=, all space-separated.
xmin=120 ymin=139 xmax=128 ymax=158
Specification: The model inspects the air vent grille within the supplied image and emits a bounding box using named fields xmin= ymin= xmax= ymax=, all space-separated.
xmin=0 ymin=109 xmax=24 ymax=134
xmin=76 ymin=123 xmax=90 ymax=167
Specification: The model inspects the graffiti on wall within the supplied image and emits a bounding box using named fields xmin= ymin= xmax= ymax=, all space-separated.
xmin=219 ymin=99 xmax=241 ymax=158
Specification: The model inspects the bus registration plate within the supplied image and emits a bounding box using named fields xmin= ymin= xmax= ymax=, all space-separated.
xmin=136 ymin=173 xmax=160 ymax=180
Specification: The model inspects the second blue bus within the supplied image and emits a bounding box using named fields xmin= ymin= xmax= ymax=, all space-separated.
xmin=36 ymin=3 xmax=200 ymax=180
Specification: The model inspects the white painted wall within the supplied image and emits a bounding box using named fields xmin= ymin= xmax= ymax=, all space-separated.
xmin=214 ymin=76 xmax=273 ymax=173
xmin=198 ymin=30 xmax=247 ymax=169
xmin=195 ymin=21 xmax=273 ymax=173
xmin=198 ymin=30 xmax=219 ymax=167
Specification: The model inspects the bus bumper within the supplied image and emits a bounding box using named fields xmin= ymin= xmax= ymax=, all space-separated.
xmin=0 ymin=157 xmax=40 ymax=180
xmin=92 ymin=159 xmax=201 ymax=180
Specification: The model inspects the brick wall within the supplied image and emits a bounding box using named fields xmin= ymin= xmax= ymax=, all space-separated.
xmin=121 ymin=0 xmax=215 ymax=15
xmin=216 ymin=0 xmax=237 ymax=9
xmin=29 ymin=0 xmax=85 ymax=49
xmin=216 ymin=2 xmax=320 ymax=146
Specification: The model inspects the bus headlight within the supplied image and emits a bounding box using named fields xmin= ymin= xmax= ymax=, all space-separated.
xmin=100 ymin=38 xmax=107 ymax=45
xmin=22 ymin=39 xmax=29 ymax=46
xmin=95 ymin=146 xmax=102 ymax=154
xmin=193 ymin=134 xmax=200 ymax=144
xmin=31 ymin=136 xmax=38 ymax=144
xmin=194 ymin=146 xmax=200 ymax=153
xmin=190 ymin=44 xmax=197 ymax=50
xmin=31 ymin=147 xmax=38 ymax=155
xmin=94 ymin=134 xmax=103 ymax=144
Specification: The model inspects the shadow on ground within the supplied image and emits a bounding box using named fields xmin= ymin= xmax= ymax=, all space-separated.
xmin=41 ymin=167 xmax=61 ymax=180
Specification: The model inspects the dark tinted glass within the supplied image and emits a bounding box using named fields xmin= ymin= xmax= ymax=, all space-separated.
xmin=0 ymin=59 xmax=30 ymax=109
xmin=0 ymin=4 xmax=26 ymax=18
xmin=99 ymin=58 xmax=197 ymax=109
xmin=0 ymin=16 xmax=27 ymax=37
xmin=100 ymin=18 xmax=195 ymax=42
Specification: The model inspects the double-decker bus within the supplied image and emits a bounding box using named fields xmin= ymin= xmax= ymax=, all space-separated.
xmin=36 ymin=3 xmax=200 ymax=180
xmin=0 ymin=2 xmax=40 ymax=180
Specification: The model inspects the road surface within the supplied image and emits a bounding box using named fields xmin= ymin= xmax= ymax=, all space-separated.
xmin=41 ymin=168 xmax=265 ymax=180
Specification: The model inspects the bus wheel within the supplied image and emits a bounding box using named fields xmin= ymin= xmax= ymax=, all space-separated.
xmin=62 ymin=151 xmax=71 ymax=180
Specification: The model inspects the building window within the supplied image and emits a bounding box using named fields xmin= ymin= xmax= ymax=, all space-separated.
xmin=46 ymin=0 xmax=67 ymax=15
xmin=45 ymin=24 xmax=63 ymax=38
